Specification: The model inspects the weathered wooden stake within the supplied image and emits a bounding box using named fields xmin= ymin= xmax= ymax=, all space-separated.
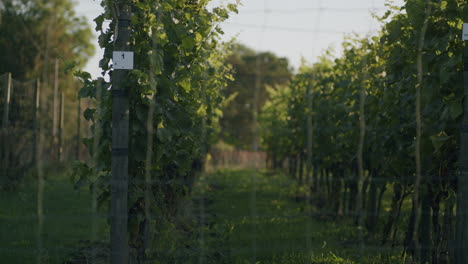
xmin=410 ymin=2 xmax=432 ymax=258
xmin=53 ymin=59 xmax=59 ymax=137
xmin=2 ymin=73 xmax=11 ymax=129
xmin=58 ymin=92 xmax=64 ymax=162
xmin=76 ymin=97 xmax=81 ymax=160
xmin=306 ymin=81 xmax=313 ymax=189
xmin=2 ymin=73 xmax=11 ymax=172
xmin=33 ymin=80 xmax=40 ymax=165
xmin=456 ymin=22 xmax=468 ymax=264
xmin=252 ymin=54 xmax=260 ymax=152
xmin=111 ymin=4 xmax=131 ymax=264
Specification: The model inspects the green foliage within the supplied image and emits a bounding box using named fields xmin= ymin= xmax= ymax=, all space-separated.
xmin=220 ymin=43 xmax=293 ymax=150
xmin=0 ymin=0 xmax=94 ymax=79
xmin=0 ymin=0 xmax=95 ymax=167
xmin=260 ymin=0 xmax=466 ymax=262
xmin=75 ymin=0 xmax=237 ymax=261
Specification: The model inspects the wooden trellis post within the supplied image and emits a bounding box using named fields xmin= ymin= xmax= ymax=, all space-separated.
xmin=58 ymin=92 xmax=64 ymax=162
xmin=456 ymin=22 xmax=468 ymax=264
xmin=2 ymin=73 xmax=12 ymax=173
xmin=306 ymin=81 xmax=313 ymax=190
xmin=33 ymin=80 xmax=40 ymax=165
xmin=53 ymin=59 xmax=59 ymax=160
xmin=2 ymin=73 xmax=11 ymax=129
xmin=76 ymin=97 xmax=81 ymax=160
xmin=111 ymin=4 xmax=132 ymax=264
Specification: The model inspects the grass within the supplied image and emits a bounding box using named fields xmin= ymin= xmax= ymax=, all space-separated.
xmin=0 ymin=166 xmax=107 ymax=263
xmin=192 ymin=169 xmax=405 ymax=264
xmin=0 ymin=167 xmax=407 ymax=263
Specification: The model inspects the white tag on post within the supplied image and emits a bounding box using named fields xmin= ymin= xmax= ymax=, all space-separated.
xmin=113 ymin=51 xmax=134 ymax=70
xmin=463 ymin=23 xmax=468 ymax=41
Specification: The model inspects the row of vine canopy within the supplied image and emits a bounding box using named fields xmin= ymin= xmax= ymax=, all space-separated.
xmin=71 ymin=0 xmax=468 ymax=263
xmin=74 ymin=0 xmax=239 ymax=262
xmin=260 ymin=0 xmax=467 ymax=263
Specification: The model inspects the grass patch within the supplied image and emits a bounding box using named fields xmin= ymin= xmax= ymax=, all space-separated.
xmin=0 ymin=167 xmax=408 ymax=263
xmin=0 ymin=167 xmax=107 ymax=263
xmin=193 ymin=169 xmax=404 ymax=264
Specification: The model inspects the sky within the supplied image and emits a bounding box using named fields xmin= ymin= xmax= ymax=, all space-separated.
xmin=74 ymin=0 xmax=405 ymax=77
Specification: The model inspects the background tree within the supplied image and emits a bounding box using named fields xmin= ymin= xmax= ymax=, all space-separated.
xmin=0 ymin=0 xmax=94 ymax=161
xmin=220 ymin=43 xmax=292 ymax=150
